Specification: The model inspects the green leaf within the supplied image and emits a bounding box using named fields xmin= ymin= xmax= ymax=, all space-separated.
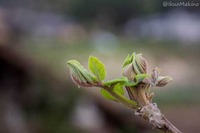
xmin=101 ymin=89 xmax=116 ymax=101
xmin=135 ymin=74 xmax=150 ymax=83
xmin=122 ymin=54 xmax=130 ymax=68
xmin=88 ymin=56 xmax=106 ymax=81
xmin=122 ymin=53 xmax=135 ymax=68
xmin=104 ymin=76 xmax=139 ymax=87
xmin=113 ymin=83 xmax=125 ymax=95
xmin=124 ymin=81 xmax=138 ymax=86
xmin=104 ymin=77 xmax=128 ymax=86
xmin=101 ymin=83 xmax=124 ymax=101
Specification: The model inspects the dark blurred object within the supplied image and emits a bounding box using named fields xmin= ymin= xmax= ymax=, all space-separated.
xmin=0 ymin=46 xmax=33 ymax=133
xmin=0 ymin=45 xmax=80 ymax=133
xmin=0 ymin=9 xmax=22 ymax=46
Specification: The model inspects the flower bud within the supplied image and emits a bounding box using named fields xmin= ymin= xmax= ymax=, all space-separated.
xmin=156 ymin=76 xmax=173 ymax=87
xmin=67 ymin=60 xmax=97 ymax=87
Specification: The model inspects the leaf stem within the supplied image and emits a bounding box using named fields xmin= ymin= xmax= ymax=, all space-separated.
xmin=99 ymin=85 xmax=138 ymax=110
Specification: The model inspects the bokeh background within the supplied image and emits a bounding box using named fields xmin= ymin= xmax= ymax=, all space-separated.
xmin=0 ymin=0 xmax=200 ymax=133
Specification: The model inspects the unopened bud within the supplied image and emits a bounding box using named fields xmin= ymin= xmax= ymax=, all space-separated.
xmin=123 ymin=53 xmax=148 ymax=81
xmin=132 ymin=53 xmax=148 ymax=74
xmin=151 ymin=67 xmax=160 ymax=85
xmin=123 ymin=63 xmax=136 ymax=81
xmin=156 ymin=76 xmax=173 ymax=87
xmin=67 ymin=60 xmax=97 ymax=87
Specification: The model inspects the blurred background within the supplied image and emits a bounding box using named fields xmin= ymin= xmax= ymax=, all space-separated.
xmin=0 ymin=0 xmax=200 ymax=133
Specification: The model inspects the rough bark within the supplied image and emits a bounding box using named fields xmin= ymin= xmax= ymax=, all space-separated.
xmin=135 ymin=103 xmax=182 ymax=133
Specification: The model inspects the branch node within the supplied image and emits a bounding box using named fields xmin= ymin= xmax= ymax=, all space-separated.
xmin=136 ymin=103 xmax=165 ymax=128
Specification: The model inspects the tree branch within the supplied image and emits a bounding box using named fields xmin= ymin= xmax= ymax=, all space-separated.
xmin=135 ymin=103 xmax=182 ymax=133
xmin=100 ymin=84 xmax=182 ymax=133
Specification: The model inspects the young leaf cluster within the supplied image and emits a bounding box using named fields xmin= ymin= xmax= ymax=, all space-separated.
xmin=67 ymin=55 xmax=149 ymax=108
xmin=67 ymin=53 xmax=172 ymax=110
xmin=67 ymin=53 xmax=182 ymax=133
